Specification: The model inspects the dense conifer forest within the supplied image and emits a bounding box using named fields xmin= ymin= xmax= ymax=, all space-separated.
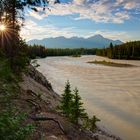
xmin=96 ymin=41 xmax=140 ymax=60
xmin=27 ymin=41 xmax=140 ymax=60
xmin=27 ymin=44 xmax=96 ymax=58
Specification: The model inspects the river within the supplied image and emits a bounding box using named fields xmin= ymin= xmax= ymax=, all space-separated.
xmin=37 ymin=55 xmax=140 ymax=140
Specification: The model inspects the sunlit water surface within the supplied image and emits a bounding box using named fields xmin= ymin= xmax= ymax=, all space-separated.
xmin=37 ymin=55 xmax=140 ymax=140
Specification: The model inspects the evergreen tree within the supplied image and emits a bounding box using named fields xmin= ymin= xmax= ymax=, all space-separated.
xmin=89 ymin=115 xmax=100 ymax=131
xmin=96 ymin=41 xmax=140 ymax=60
xmin=71 ymin=88 xmax=87 ymax=124
xmin=59 ymin=80 xmax=73 ymax=117
xmin=110 ymin=42 xmax=114 ymax=58
xmin=0 ymin=0 xmax=60 ymax=69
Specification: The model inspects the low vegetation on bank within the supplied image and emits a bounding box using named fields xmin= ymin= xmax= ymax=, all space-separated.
xmin=0 ymin=58 xmax=35 ymax=139
xmin=88 ymin=60 xmax=134 ymax=67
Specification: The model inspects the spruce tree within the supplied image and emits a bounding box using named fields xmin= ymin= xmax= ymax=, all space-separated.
xmin=89 ymin=115 xmax=100 ymax=131
xmin=71 ymin=88 xmax=87 ymax=124
xmin=59 ymin=80 xmax=73 ymax=117
xmin=0 ymin=0 xmax=60 ymax=69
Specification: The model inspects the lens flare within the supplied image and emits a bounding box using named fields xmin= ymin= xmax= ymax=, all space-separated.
xmin=0 ymin=24 xmax=6 ymax=31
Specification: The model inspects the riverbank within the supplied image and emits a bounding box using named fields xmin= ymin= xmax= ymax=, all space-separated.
xmin=36 ymin=55 xmax=140 ymax=140
xmin=87 ymin=60 xmax=134 ymax=67
xmin=19 ymin=65 xmax=121 ymax=140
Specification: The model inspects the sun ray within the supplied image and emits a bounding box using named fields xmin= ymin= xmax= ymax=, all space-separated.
xmin=0 ymin=24 xmax=6 ymax=31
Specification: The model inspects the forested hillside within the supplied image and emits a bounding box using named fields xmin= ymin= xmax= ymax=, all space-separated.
xmin=27 ymin=44 xmax=96 ymax=58
xmin=96 ymin=41 xmax=140 ymax=60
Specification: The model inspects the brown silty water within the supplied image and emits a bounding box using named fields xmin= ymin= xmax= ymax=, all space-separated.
xmin=36 ymin=55 xmax=140 ymax=140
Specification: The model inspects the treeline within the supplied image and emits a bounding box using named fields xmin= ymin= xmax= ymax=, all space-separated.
xmin=27 ymin=44 xmax=96 ymax=59
xmin=96 ymin=41 xmax=140 ymax=60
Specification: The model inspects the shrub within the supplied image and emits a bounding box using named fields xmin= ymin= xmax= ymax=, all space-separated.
xmin=0 ymin=111 xmax=35 ymax=140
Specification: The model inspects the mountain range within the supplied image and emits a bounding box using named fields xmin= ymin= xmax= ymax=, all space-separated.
xmin=27 ymin=34 xmax=123 ymax=48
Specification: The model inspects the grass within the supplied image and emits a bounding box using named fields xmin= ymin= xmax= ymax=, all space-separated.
xmin=87 ymin=60 xmax=134 ymax=67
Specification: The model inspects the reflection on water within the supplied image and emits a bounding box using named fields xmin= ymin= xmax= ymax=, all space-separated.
xmin=37 ymin=55 xmax=140 ymax=140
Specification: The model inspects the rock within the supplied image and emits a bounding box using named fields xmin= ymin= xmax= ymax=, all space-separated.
xmin=27 ymin=65 xmax=53 ymax=91
xmin=48 ymin=135 xmax=58 ymax=140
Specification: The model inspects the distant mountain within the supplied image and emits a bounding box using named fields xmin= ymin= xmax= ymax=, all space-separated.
xmin=27 ymin=34 xmax=123 ymax=48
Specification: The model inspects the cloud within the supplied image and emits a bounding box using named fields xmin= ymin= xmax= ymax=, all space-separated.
xmin=124 ymin=2 xmax=136 ymax=10
xmin=20 ymin=19 xmax=133 ymax=41
xmin=27 ymin=11 xmax=44 ymax=20
xmin=25 ymin=0 xmax=140 ymax=23
xmin=43 ymin=0 xmax=139 ymax=23
xmin=88 ymin=30 xmax=131 ymax=41
xmin=73 ymin=0 xmax=85 ymax=5
xmin=116 ymin=0 xmax=140 ymax=9
xmin=21 ymin=0 xmax=140 ymax=41
xmin=20 ymin=20 xmax=78 ymax=40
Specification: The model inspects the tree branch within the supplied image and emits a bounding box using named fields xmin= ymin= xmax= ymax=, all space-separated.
xmin=31 ymin=115 xmax=65 ymax=134
xmin=26 ymin=99 xmax=41 ymax=111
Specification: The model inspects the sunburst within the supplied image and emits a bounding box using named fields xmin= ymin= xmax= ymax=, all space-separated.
xmin=0 ymin=22 xmax=15 ymax=47
xmin=0 ymin=24 xmax=6 ymax=31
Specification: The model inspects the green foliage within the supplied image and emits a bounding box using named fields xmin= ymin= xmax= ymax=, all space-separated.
xmin=28 ymin=45 xmax=47 ymax=59
xmin=70 ymin=88 xmax=87 ymax=124
xmin=12 ymin=53 xmax=29 ymax=71
xmin=72 ymin=54 xmax=81 ymax=57
xmin=0 ymin=37 xmax=30 ymax=72
xmin=0 ymin=48 xmax=4 ymax=57
xmin=96 ymin=41 xmax=140 ymax=60
xmin=0 ymin=55 xmax=26 ymax=83
xmin=59 ymin=81 xmax=73 ymax=117
xmin=59 ymin=81 xmax=100 ymax=129
xmin=89 ymin=115 xmax=100 ymax=131
xmin=0 ymin=57 xmax=34 ymax=140
xmin=0 ymin=111 xmax=35 ymax=140
xmin=0 ymin=0 xmax=61 ymax=71
xmin=82 ymin=115 xmax=100 ymax=131
xmin=27 ymin=45 xmax=96 ymax=58
xmin=59 ymin=82 xmax=87 ymax=124
xmin=10 ymin=39 xmax=30 ymax=72
xmin=88 ymin=60 xmax=133 ymax=67
xmin=0 ymin=58 xmax=14 ymax=81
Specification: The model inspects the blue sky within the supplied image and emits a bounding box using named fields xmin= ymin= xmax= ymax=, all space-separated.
xmin=21 ymin=0 xmax=140 ymax=42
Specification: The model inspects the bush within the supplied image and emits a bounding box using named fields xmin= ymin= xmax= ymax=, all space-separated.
xmin=0 ymin=111 xmax=34 ymax=140
xmin=82 ymin=115 xmax=100 ymax=131
xmin=0 ymin=59 xmax=13 ymax=81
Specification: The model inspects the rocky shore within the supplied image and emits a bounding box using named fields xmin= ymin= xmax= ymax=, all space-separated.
xmin=19 ymin=65 xmax=121 ymax=140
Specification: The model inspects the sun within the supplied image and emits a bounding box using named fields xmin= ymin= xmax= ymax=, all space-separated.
xmin=0 ymin=24 xmax=6 ymax=31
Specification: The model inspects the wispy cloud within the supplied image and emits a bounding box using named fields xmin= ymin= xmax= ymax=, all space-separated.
xmin=20 ymin=19 xmax=133 ymax=41
xmin=27 ymin=10 xmax=46 ymax=20
xmin=26 ymin=0 xmax=140 ymax=23
xmin=20 ymin=20 xmax=78 ymax=40
xmin=42 ymin=0 xmax=140 ymax=23
xmin=21 ymin=0 xmax=140 ymax=41
xmin=87 ymin=30 xmax=131 ymax=41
